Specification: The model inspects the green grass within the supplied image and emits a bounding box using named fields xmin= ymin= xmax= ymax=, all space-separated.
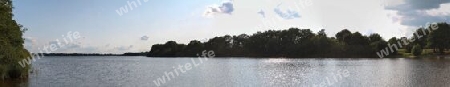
xmin=398 ymin=49 xmax=450 ymax=58
xmin=397 ymin=49 xmax=412 ymax=58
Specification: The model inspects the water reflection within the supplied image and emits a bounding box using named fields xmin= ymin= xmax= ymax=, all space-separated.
xmin=0 ymin=79 xmax=28 ymax=87
xmin=408 ymin=58 xmax=450 ymax=87
xmin=259 ymin=58 xmax=312 ymax=86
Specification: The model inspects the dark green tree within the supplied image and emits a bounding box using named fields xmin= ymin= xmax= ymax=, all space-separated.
xmin=230 ymin=34 xmax=249 ymax=56
xmin=412 ymin=28 xmax=429 ymax=47
xmin=311 ymin=29 xmax=342 ymax=57
xmin=368 ymin=33 xmax=383 ymax=43
xmin=204 ymin=35 xmax=233 ymax=56
xmin=401 ymin=37 xmax=413 ymax=53
xmin=335 ymin=29 xmax=352 ymax=44
xmin=182 ymin=40 xmax=204 ymax=56
xmin=147 ymin=41 xmax=186 ymax=57
xmin=412 ymin=44 xmax=423 ymax=56
xmin=388 ymin=37 xmax=399 ymax=55
xmin=427 ymin=22 xmax=450 ymax=54
xmin=0 ymin=0 xmax=30 ymax=79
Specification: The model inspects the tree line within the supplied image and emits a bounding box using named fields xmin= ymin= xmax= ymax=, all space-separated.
xmin=147 ymin=22 xmax=450 ymax=58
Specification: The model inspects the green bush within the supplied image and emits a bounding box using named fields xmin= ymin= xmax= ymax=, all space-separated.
xmin=412 ymin=44 xmax=423 ymax=56
xmin=405 ymin=44 xmax=413 ymax=53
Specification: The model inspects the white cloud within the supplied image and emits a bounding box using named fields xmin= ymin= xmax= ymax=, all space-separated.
xmin=425 ymin=3 xmax=450 ymax=16
xmin=23 ymin=37 xmax=37 ymax=52
xmin=273 ymin=4 xmax=301 ymax=20
xmin=257 ymin=10 xmax=265 ymax=18
xmin=381 ymin=0 xmax=405 ymax=7
xmin=203 ymin=0 xmax=234 ymax=17
xmin=115 ymin=45 xmax=133 ymax=51
xmin=140 ymin=35 xmax=149 ymax=41
xmin=24 ymin=37 xmax=36 ymax=43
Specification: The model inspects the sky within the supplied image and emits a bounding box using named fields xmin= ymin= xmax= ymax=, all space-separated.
xmin=12 ymin=0 xmax=450 ymax=53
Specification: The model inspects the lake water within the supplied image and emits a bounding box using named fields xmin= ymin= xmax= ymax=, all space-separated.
xmin=3 ymin=56 xmax=450 ymax=87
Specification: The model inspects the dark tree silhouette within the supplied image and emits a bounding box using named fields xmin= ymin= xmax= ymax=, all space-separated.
xmin=147 ymin=22 xmax=450 ymax=58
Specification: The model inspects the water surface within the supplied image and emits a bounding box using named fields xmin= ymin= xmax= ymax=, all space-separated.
xmin=5 ymin=56 xmax=450 ymax=87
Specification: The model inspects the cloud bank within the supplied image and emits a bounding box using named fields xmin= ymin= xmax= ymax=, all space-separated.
xmin=385 ymin=0 xmax=450 ymax=27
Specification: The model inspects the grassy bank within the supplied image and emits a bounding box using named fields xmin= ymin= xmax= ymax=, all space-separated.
xmin=398 ymin=49 xmax=450 ymax=58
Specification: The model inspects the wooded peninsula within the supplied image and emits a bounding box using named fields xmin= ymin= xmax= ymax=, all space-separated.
xmin=147 ymin=23 xmax=450 ymax=58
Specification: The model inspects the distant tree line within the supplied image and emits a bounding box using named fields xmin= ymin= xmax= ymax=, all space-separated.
xmin=40 ymin=53 xmax=121 ymax=56
xmin=147 ymin=28 xmax=390 ymax=58
xmin=39 ymin=52 xmax=147 ymax=56
xmin=147 ymin=22 xmax=450 ymax=58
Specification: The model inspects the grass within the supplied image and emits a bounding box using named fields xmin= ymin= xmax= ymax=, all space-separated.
xmin=398 ymin=49 xmax=450 ymax=58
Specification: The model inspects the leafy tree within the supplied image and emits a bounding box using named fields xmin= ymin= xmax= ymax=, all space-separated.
xmin=311 ymin=29 xmax=342 ymax=57
xmin=147 ymin=44 xmax=164 ymax=57
xmin=401 ymin=37 xmax=413 ymax=53
xmin=412 ymin=44 xmax=423 ymax=56
xmin=368 ymin=33 xmax=383 ymax=43
xmin=284 ymin=28 xmax=315 ymax=57
xmin=163 ymin=41 xmax=184 ymax=56
xmin=427 ymin=22 xmax=450 ymax=54
xmin=349 ymin=32 xmax=369 ymax=45
xmin=317 ymin=29 xmax=327 ymax=37
xmin=388 ymin=37 xmax=399 ymax=55
xmin=182 ymin=40 xmax=204 ymax=56
xmin=412 ymin=28 xmax=429 ymax=47
xmin=147 ymin=41 xmax=186 ymax=57
xmin=335 ymin=29 xmax=352 ymax=44
xmin=204 ymin=35 xmax=233 ymax=56
xmin=230 ymin=34 xmax=249 ymax=56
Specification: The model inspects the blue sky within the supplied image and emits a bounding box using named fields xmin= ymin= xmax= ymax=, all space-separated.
xmin=12 ymin=0 xmax=450 ymax=53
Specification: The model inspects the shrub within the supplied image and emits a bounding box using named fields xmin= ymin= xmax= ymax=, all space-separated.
xmin=412 ymin=44 xmax=423 ymax=56
xmin=405 ymin=44 xmax=413 ymax=53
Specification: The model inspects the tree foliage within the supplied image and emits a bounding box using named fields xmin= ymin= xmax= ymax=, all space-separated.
xmin=412 ymin=44 xmax=423 ymax=56
xmin=147 ymin=22 xmax=450 ymax=58
xmin=388 ymin=37 xmax=399 ymax=55
xmin=0 ymin=0 xmax=30 ymax=79
xmin=148 ymin=28 xmax=390 ymax=58
xmin=427 ymin=22 xmax=450 ymax=54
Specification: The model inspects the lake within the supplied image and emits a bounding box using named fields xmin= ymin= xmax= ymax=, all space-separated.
xmin=2 ymin=56 xmax=450 ymax=87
